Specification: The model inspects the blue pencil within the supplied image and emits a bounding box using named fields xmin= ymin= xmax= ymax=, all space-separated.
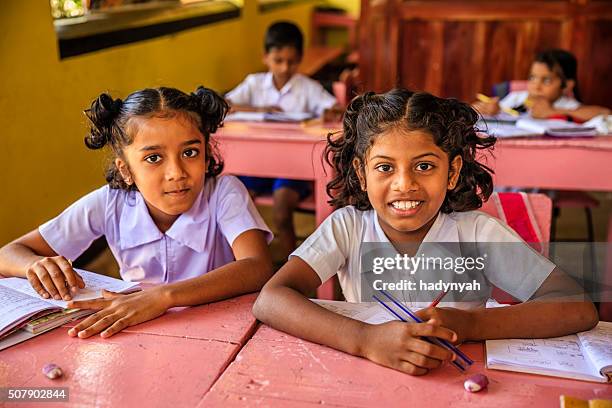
xmin=372 ymin=295 xmax=467 ymax=372
xmin=379 ymin=290 xmax=474 ymax=365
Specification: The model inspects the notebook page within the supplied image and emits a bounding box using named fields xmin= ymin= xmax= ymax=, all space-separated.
xmin=311 ymin=299 xmax=422 ymax=324
xmin=515 ymin=117 xmax=596 ymax=136
xmin=225 ymin=112 xmax=265 ymax=122
xmin=480 ymin=121 xmax=540 ymax=138
xmin=0 ymin=285 xmax=57 ymax=336
xmin=577 ymin=321 xmax=612 ymax=377
xmin=486 ymin=335 xmax=601 ymax=380
xmin=0 ymin=269 xmax=140 ymax=308
xmin=311 ymin=299 xmax=378 ymax=320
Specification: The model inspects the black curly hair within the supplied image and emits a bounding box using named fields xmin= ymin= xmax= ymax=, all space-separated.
xmin=325 ymin=89 xmax=496 ymax=213
xmin=84 ymin=86 xmax=229 ymax=190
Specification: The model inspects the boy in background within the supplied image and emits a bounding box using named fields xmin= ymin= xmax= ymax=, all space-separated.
xmin=226 ymin=21 xmax=338 ymax=261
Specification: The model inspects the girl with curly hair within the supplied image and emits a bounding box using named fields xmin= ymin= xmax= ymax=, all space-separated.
xmin=253 ymin=89 xmax=597 ymax=376
xmin=0 ymin=86 xmax=273 ymax=338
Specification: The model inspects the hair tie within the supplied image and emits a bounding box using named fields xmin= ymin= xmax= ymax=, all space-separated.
xmin=112 ymin=98 xmax=123 ymax=114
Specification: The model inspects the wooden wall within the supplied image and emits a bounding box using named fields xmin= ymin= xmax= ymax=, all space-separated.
xmin=359 ymin=0 xmax=612 ymax=106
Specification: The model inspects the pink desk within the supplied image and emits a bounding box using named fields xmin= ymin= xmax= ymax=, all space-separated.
xmin=216 ymin=121 xmax=339 ymax=227
xmin=487 ymin=137 xmax=612 ymax=194
xmin=203 ymin=324 xmax=612 ymax=407
xmin=0 ymin=294 xmax=258 ymax=407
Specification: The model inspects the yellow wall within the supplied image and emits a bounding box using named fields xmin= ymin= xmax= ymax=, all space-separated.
xmin=0 ymin=0 xmax=316 ymax=245
xmin=323 ymin=0 xmax=360 ymax=17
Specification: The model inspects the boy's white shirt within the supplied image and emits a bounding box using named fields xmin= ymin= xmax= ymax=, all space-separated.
xmin=291 ymin=207 xmax=555 ymax=306
xmin=499 ymin=90 xmax=581 ymax=111
xmin=225 ymin=72 xmax=337 ymax=116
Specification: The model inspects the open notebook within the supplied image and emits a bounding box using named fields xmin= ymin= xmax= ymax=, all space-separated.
xmin=486 ymin=321 xmax=612 ymax=383
xmin=0 ymin=269 xmax=140 ymax=350
xmin=481 ymin=116 xmax=598 ymax=138
xmin=311 ymin=299 xmax=396 ymax=324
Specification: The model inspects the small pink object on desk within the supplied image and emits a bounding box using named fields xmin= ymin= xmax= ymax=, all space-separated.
xmin=202 ymin=325 xmax=612 ymax=406
xmin=1 ymin=294 xmax=258 ymax=407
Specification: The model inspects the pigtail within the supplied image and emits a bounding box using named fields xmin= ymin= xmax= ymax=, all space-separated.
xmin=192 ymin=86 xmax=229 ymax=178
xmin=192 ymin=86 xmax=229 ymax=135
xmin=84 ymin=93 xmax=124 ymax=150
xmin=325 ymin=92 xmax=372 ymax=210
xmin=83 ymin=93 xmax=132 ymax=190
xmin=439 ymin=98 xmax=496 ymax=213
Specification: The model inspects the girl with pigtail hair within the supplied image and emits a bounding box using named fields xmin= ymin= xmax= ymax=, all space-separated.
xmin=0 ymin=86 xmax=274 ymax=338
xmin=254 ymin=88 xmax=597 ymax=376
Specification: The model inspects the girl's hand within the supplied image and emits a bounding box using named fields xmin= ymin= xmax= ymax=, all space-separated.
xmin=67 ymin=288 xmax=171 ymax=338
xmin=360 ymin=321 xmax=457 ymax=375
xmin=473 ymin=97 xmax=500 ymax=116
xmin=25 ymin=256 xmax=85 ymax=301
xmin=415 ymin=307 xmax=475 ymax=344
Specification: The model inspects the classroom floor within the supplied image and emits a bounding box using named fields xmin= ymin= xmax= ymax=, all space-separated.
xmin=86 ymin=192 xmax=612 ymax=278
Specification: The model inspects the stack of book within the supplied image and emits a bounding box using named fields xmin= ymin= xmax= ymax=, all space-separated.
xmin=0 ymin=269 xmax=141 ymax=350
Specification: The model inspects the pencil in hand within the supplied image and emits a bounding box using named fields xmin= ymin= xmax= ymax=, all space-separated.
xmin=476 ymin=93 xmax=519 ymax=116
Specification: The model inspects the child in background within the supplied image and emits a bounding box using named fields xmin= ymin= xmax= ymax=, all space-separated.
xmin=474 ymin=49 xmax=609 ymax=121
xmin=253 ymin=89 xmax=598 ymax=376
xmin=226 ymin=21 xmax=339 ymax=260
xmin=0 ymin=86 xmax=273 ymax=338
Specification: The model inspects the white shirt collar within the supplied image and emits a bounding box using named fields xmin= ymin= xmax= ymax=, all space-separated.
xmin=119 ymin=180 xmax=210 ymax=252
xmin=263 ymin=72 xmax=296 ymax=95
xmin=372 ymin=211 xmax=459 ymax=244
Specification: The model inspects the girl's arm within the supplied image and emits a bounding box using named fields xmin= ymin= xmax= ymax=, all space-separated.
xmin=67 ymin=229 xmax=273 ymax=338
xmin=560 ymin=104 xmax=610 ymax=122
xmin=417 ymin=268 xmax=598 ymax=342
xmin=160 ymin=229 xmax=273 ymax=307
xmin=530 ymin=99 xmax=610 ymax=121
xmin=0 ymin=229 xmax=85 ymax=300
xmin=253 ymin=257 xmax=458 ymax=376
xmin=472 ymin=97 xmax=500 ymax=116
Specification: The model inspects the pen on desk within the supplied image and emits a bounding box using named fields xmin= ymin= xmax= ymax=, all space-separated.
xmin=428 ymin=289 xmax=449 ymax=308
xmin=476 ymin=93 xmax=520 ymax=117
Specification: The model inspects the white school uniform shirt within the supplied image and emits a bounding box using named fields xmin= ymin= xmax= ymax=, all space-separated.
xmin=291 ymin=207 xmax=555 ymax=306
xmin=39 ymin=175 xmax=272 ymax=284
xmin=499 ymin=90 xmax=581 ymax=111
xmin=225 ymin=72 xmax=337 ymax=116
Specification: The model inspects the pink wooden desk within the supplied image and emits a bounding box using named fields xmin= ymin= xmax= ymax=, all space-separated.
xmin=0 ymin=294 xmax=257 ymax=407
xmin=486 ymin=137 xmax=612 ymax=194
xmin=486 ymin=137 xmax=612 ymax=320
xmin=203 ymin=324 xmax=612 ymax=407
xmin=216 ymin=121 xmax=339 ymax=227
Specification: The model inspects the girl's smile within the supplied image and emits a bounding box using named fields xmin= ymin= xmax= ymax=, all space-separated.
xmin=389 ymin=199 xmax=423 ymax=215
